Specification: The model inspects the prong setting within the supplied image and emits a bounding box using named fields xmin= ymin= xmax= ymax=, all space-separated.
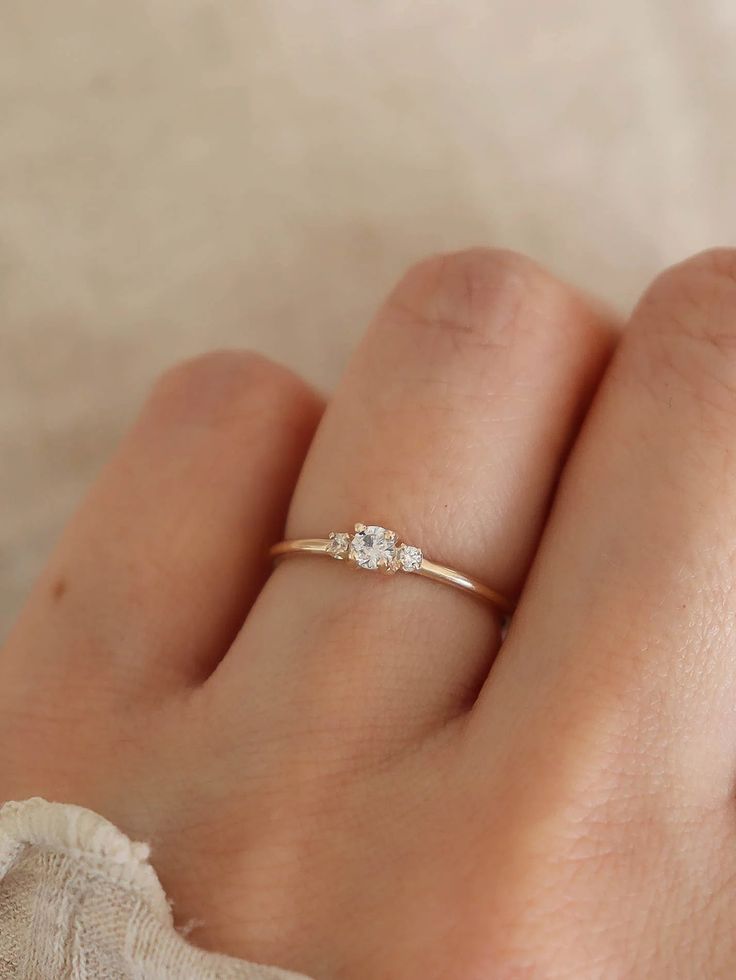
xmin=326 ymin=524 xmax=423 ymax=576
xmin=349 ymin=524 xmax=396 ymax=570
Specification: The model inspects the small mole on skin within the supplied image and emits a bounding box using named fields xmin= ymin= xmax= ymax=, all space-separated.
xmin=52 ymin=578 xmax=68 ymax=602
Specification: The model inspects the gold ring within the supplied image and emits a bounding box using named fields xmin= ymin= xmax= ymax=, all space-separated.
xmin=269 ymin=523 xmax=513 ymax=616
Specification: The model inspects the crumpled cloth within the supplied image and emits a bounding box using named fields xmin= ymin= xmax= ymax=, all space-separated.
xmin=0 ymin=798 xmax=312 ymax=980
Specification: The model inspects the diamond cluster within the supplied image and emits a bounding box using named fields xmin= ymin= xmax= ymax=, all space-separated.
xmin=328 ymin=524 xmax=423 ymax=574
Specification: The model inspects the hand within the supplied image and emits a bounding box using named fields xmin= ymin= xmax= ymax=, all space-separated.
xmin=3 ymin=248 xmax=736 ymax=978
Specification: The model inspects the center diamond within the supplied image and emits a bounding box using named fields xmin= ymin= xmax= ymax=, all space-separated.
xmin=349 ymin=524 xmax=396 ymax=570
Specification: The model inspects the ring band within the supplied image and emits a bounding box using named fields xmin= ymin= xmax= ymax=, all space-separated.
xmin=269 ymin=523 xmax=514 ymax=616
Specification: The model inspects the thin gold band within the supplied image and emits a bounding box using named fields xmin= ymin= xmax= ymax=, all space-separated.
xmin=269 ymin=534 xmax=513 ymax=616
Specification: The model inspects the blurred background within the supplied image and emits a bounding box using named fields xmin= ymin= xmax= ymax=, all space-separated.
xmin=2 ymin=1 xmax=736 ymax=633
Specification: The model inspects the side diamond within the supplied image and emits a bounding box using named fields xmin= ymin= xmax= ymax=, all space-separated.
xmin=327 ymin=532 xmax=350 ymax=557
xmin=397 ymin=544 xmax=423 ymax=572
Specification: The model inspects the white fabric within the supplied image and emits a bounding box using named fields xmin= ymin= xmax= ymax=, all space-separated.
xmin=0 ymin=798 xmax=312 ymax=980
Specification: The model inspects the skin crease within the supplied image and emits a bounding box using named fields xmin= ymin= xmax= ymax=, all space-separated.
xmin=3 ymin=248 xmax=736 ymax=978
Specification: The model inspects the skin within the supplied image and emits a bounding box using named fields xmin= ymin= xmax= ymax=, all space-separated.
xmin=2 ymin=246 xmax=736 ymax=978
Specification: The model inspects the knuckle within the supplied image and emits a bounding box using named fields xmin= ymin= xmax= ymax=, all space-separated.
xmin=148 ymin=350 xmax=317 ymax=432
xmin=156 ymin=349 xmax=275 ymax=395
xmin=387 ymin=247 xmax=585 ymax=351
xmin=631 ymin=249 xmax=736 ymax=408
xmin=642 ymin=248 xmax=736 ymax=334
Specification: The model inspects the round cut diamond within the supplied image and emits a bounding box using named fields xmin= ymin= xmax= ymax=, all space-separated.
xmin=397 ymin=544 xmax=423 ymax=572
xmin=349 ymin=525 xmax=396 ymax=570
xmin=327 ymin=532 xmax=350 ymax=556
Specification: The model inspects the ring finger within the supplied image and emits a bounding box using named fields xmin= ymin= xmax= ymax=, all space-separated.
xmin=228 ymin=249 xmax=617 ymax=733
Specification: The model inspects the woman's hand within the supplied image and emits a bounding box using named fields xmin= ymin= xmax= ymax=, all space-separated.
xmin=3 ymin=247 xmax=736 ymax=978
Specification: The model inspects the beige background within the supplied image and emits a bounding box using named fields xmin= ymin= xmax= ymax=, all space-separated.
xmin=2 ymin=1 xmax=735 ymax=634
